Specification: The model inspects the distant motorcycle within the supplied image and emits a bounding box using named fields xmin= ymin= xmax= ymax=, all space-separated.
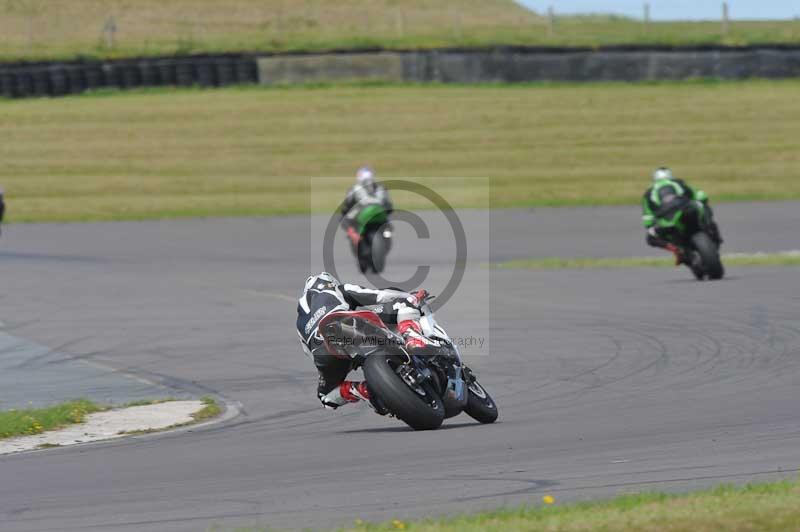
xmin=348 ymin=200 xmax=392 ymax=274
xmin=0 ymin=189 xmax=5 ymax=236
xmin=318 ymin=295 xmax=498 ymax=430
xmin=655 ymin=195 xmax=724 ymax=280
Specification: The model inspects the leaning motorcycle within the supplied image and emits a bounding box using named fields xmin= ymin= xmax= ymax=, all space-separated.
xmin=317 ymin=296 xmax=498 ymax=430
xmin=351 ymin=200 xmax=392 ymax=274
xmin=655 ymin=195 xmax=724 ymax=280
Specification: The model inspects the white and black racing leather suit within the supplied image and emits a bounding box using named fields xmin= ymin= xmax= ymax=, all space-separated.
xmin=340 ymin=182 xmax=393 ymax=228
xmin=296 ymin=281 xmax=420 ymax=409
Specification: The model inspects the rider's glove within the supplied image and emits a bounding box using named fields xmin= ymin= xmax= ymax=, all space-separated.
xmin=406 ymin=289 xmax=429 ymax=308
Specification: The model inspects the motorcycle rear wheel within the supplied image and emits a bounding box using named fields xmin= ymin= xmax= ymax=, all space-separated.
xmin=363 ymin=355 xmax=445 ymax=430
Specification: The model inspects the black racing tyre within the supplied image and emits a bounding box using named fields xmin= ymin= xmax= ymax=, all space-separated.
xmin=688 ymin=251 xmax=705 ymax=281
xmin=692 ymin=232 xmax=724 ymax=280
xmin=363 ymin=355 xmax=444 ymax=431
xmin=370 ymin=232 xmax=387 ymax=273
xmin=357 ymin=238 xmax=370 ymax=274
xmin=464 ymin=379 xmax=498 ymax=424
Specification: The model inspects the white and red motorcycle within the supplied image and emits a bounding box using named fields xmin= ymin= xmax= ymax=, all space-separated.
xmin=318 ymin=296 xmax=498 ymax=430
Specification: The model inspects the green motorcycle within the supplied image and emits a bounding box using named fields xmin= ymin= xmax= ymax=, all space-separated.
xmin=351 ymin=202 xmax=393 ymax=274
xmin=654 ymin=193 xmax=724 ymax=281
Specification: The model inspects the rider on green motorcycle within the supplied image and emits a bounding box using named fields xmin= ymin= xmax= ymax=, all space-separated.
xmin=340 ymin=167 xmax=393 ymax=248
xmin=642 ymin=167 xmax=722 ymax=264
xmin=0 ymin=188 xmax=5 ymax=236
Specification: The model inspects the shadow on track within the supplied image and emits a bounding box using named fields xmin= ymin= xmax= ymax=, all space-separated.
xmin=0 ymin=251 xmax=106 ymax=263
xmin=337 ymin=421 xmax=491 ymax=434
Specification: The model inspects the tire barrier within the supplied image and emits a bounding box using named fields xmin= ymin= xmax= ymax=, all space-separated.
xmin=2 ymin=46 xmax=799 ymax=98
xmin=257 ymin=45 xmax=800 ymax=85
xmin=0 ymin=54 xmax=258 ymax=99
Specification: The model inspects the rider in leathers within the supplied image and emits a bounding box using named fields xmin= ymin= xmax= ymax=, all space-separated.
xmin=340 ymin=167 xmax=393 ymax=248
xmin=0 ymin=188 xmax=5 ymax=236
xmin=642 ymin=167 xmax=722 ymax=265
xmin=296 ymin=272 xmax=432 ymax=411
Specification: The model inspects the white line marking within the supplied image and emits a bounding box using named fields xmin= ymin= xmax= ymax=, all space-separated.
xmin=242 ymin=290 xmax=296 ymax=302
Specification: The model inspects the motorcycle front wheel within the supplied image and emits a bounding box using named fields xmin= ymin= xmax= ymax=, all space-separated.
xmin=691 ymin=232 xmax=724 ymax=280
xmin=370 ymin=232 xmax=387 ymax=273
xmin=464 ymin=379 xmax=499 ymax=424
xmin=356 ymin=237 xmax=370 ymax=274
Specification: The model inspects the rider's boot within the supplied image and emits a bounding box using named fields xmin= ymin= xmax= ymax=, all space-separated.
xmin=398 ymin=319 xmax=434 ymax=351
xmin=338 ymin=380 xmax=390 ymax=415
xmin=346 ymin=226 xmax=361 ymax=247
xmin=664 ymin=243 xmax=686 ymax=266
xmin=338 ymin=380 xmax=370 ymax=402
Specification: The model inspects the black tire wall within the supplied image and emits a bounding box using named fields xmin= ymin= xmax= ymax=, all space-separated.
xmin=0 ymin=55 xmax=258 ymax=99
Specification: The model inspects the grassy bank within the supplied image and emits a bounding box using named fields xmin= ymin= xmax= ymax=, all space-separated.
xmin=331 ymin=479 xmax=800 ymax=532
xmin=0 ymin=398 xmax=222 ymax=441
xmin=495 ymin=251 xmax=800 ymax=270
xmin=0 ymin=399 xmax=104 ymax=439
xmin=0 ymin=1 xmax=798 ymax=61
xmin=192 ymin=396 xmax=222 ymax=422
xmin=0 ymin=0 xmax=539 ymax=61
xmin=2 ymin=80 xmax=799 ymax=222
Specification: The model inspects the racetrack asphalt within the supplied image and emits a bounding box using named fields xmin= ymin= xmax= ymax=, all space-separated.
xmin=0 ymin=201 xmax=798 ymax=531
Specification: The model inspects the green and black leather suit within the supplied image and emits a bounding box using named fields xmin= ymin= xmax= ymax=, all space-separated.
xmin=642 ymin=178 xmax=721 ymax=249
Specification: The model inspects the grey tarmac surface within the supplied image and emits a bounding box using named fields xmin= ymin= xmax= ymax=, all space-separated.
xmin=0 ymin=331 xmax=184 ymax=410
xmin=0 ymin=202 xmax=799 ymax=531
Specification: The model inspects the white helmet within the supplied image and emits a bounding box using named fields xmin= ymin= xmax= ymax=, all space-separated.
xmin=303 ymin=271 xmax=340 ymax=293
xmin=652 ymin=167 xmax=674 ymax=182
xmin=356 ymin=166 xmax=375 ymax=187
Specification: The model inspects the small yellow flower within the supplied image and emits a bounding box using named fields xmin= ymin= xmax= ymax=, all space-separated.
xmin=354 ymin=518 xmax=364 ymax=525
xmin=543 ymin=495 xmax=555 ymax=505
xmin=392 ymin=519 xmax=407 ymax=529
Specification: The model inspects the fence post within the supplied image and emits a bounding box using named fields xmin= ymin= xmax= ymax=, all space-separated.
xmin=722 ymin=2 xmax=730 ymax=36
xmin=276 ymin=2 xmax=284 ymax=38
xmin=395 ymin=9 xmax=405 ymax=38
xmin=451 ymin=7 xmax=462 ymax=39
xmin=547 ymin=6 xmax=555 ymax=38
xmin=103 ymin=16 xmax=117 ymax=49
xmin=643 ymin=3 xmax=650 ymax=33
xmin=26 ymin=13 xmax=34 ymax=54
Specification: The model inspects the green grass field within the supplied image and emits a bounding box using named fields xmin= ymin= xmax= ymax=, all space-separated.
xmin=0 ymin=400 xmax=104 ymax=439
xmin=226 ymin=479 xmax=800 ymax=532
xmin=2 ymin=80 xmax=798 ymax=223
xmin=0 ymin=1 xmax=798 ymax=61
xmin=336 ymin=480 xmax=800 ymax=532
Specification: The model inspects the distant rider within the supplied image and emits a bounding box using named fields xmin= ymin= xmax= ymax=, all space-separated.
xmin=0 ymin=188 xmax=5 ymax=236
xmin=340 ymin=167 xmax=393 ymax=248
xmin=642 ymin=167 xmax=722 ymax=264
xmin=296 ymin=272 xmax=432 ymax=412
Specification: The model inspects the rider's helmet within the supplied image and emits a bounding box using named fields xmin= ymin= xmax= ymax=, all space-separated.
xmin=356 ymin=166 xmax=375 ymax=189
xmin=303 ymin=271 xmax=341 ymax=294
xmin=652 ymin=167 xmax=674 ymax=182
